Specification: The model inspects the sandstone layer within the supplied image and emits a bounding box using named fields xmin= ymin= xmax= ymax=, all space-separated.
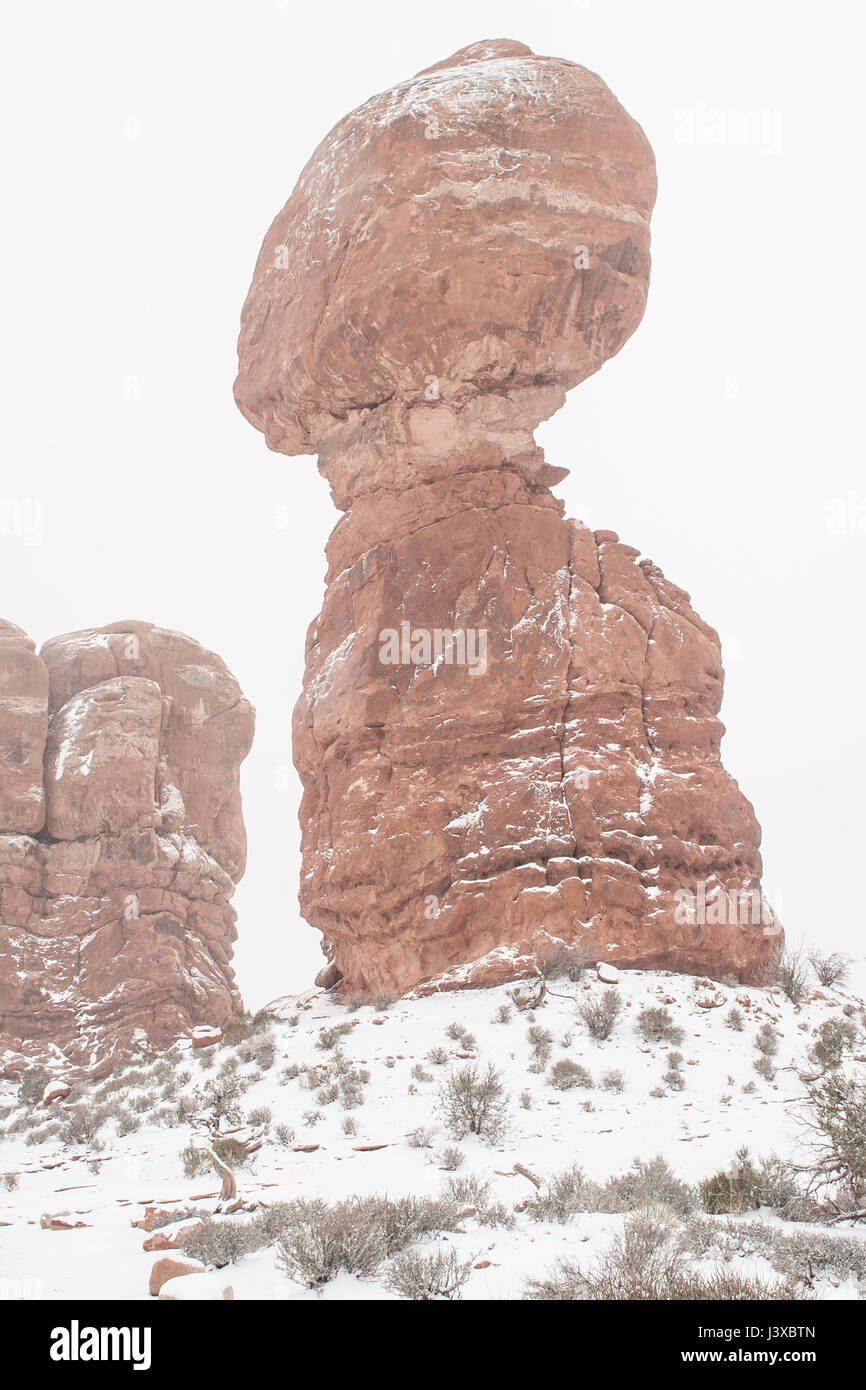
xmin=235 ymin=39 xmax=779 ymax=995
xmin=0 ymin=621 xmax=253 ymax=1077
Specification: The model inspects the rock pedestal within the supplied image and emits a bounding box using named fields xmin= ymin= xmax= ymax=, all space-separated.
xmin=234 ymin=40 xmax=779 ymax=995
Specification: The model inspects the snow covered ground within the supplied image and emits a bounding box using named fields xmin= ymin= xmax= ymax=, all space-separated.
xmin=1 ymin=965 xmax=865 ymax=1301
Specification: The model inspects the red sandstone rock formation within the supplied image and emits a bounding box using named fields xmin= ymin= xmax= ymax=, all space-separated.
xmin=235 ymin=39 xmax=780 ymax=995
xmin=0 ymin=621 xmax=253 ymax=1077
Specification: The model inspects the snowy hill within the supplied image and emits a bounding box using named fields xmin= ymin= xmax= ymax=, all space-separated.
xmin=1 ymin=966 xmax=865 ymax=1301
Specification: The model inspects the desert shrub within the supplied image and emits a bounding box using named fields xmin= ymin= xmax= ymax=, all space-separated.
xmin=704 ymin=1218 xmax=866 ymax=1288
xmin=476 ymin=1201 xmax=515 ymax=1229
xmin=549 ymin=1058 xmax=593 ymax=1091
xmin=492 ymin=1003 xmax=512 ymax=1024
xmin=385 ymin=1247 xmax=473 ymax=1300
xmin=181 ymin=1142 xmax=211 ymax=1178
xmin=274 ymin=1123 xmax=294 ymax=1147
xmin=725 ymin=1006 xmax=745 ymax=1032
xmin=809 ymin=1018 xmax=858 ymax=1072
xmin=445 ymin=1021 xmax=468 ymax=1042
xmin=599 ymin=1155 xmax=696 ymax=1217
xmin=526 ymin=1213 xmax=798 ymax=1300
xmin=578 ymin=989 xmax=621 ymax=1041
xmin=239 ymin=1033 xmax=277 ymax=1070
xmin=373 ymin=991 xmax=394 ymax=1012
xmin=276 ymin=1193 xmax=458 ymax=1287
xmin=129 ymin=1092 xmax=155 ymax=1114
xmin=411 ymin=1063 xmax=432 ymax=1083
xmin=17 ymin=1066 xmax=49 ymax=1107
xmin=531 ymin=1156 xmax=694 ymax=1223
xmin=446 ymin=1173 xmax=491 ymax=1207
xmin=799 ymin=1071 xmax=866 ymax=1211
xmin=539 ymin=941 xmax=591 ymax=982
xmin=526 ymin=1214 xmax=683 ymax=1299
xmin=754 ymin=1023 xmax=779 ymax=1057
xmin=341 ymin=1115 xmax=357 ymax=1136
xmin=317 ymin=1023 xmax=353 ymax=1051
xmin=437 ymin=1145 xmax=464 ymax=1171
xmin=601 ymin=1068 xmax=625 ymax=1093
xmin=764 ymin=943 xmax=809 ymax=1004
xmin=635 ymin=1007 xmax=684 ymax=1046
xmin=526 ymin=1025 xmax=553 ymax=1066
xmin=184 ymin=1216 xmax=256 ymax=1268
xmin=220 ymin=1013 xmax=269 ymax=1047
xmin=340 ymin=1080 xmax=365 ymax=1110
xmin=438 ymin=1062 xmax=508 ymax=1142
xmin=407 ymin=1126 xmax=434 ymax=1149
xmin=700 ymin=1147 xmax=800 ymax=1215
xmin=2 ymin=1173 xmax=19 ymax=1191
xmin=427 ymin=1046 xmax=449 ymax=1066
xmin=59 ymin=1100 xmax=109 ymax=1147
xmin=531 ymin=1164 xmax=590 ymax=1223
xmin=247 ymin=1105 xmax=272 ymax=1127
xmin=809 ymin=950 xmax=851 ymax=989
xmin=753 ymin=1056 xmax=776 ymax=1082
xmin=662 ymin=1062 xmax=685 ymax=1091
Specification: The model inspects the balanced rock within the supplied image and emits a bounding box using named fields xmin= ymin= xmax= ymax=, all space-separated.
xmin=0 ymin=621 xmax=254 ymax=1077
xmin=235 ymin=40 xmax=780 ymax=996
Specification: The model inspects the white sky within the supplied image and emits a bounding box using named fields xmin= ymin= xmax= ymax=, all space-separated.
xmin=1 ymin=0 xmax=864 ymax=1009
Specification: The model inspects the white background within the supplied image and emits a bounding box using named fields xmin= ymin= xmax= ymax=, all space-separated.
xmin=1 ymin=0 xmax=863 ymax=1008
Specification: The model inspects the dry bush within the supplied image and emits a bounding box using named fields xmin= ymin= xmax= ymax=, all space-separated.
xmin=763 ymin=943 xmax=810 ymax=1004
xmin=754 ymin=1022 xmax=779 ymax=1057
xmin=700 ymin=1147 xmax=800 ymax=1216
xmin=385 ymin=1246 xmax=473 ymax=1300
xmin=530 ymin=1155 xmax=695 ymax=1223
xmin=438 ymin=1062 xmax=509 ymax=1142
xmin=549 ymin=1059 xmax=593 ymax=1091
xmin=799 ymin=1071 xmax=866 ymax=1215
xmin=809 ymin=950 xmax=851 ymax=989
xmin=809 ymin=1018 xmax=859 ymax=1072
xmin=634 ymin=1006 xmax=684 ymax=1046
xmin=526 ymin=1213 xmax=799 ymax=1301
xmin=267 ymin=1192 xmax=459 ymax=1287
xmin=578 ymin=989 xmax=621 ymax=1041
xmin=539 ymin=941 xmax=591 ymax=982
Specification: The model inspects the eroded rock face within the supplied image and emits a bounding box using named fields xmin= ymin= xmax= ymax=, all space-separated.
xmin=0 ymin=621 xmax=254 ymax=1077
xmin=235 ymin=39 xmax=779 ymax=995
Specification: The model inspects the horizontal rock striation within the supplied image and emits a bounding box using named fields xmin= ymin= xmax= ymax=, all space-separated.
xmin=235 ymin=39 xmax=780 ymax=996
xmin=0 ymin=621 xmax=254 ymax=1077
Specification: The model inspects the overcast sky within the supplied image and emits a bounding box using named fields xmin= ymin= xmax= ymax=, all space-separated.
xmin=1 ymin=0 xmax=863 ymax=1008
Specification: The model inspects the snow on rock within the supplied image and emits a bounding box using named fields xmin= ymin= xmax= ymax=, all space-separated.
xmin=596 ymin=962 xmax=619 ymax=984
xmin=237 ymin=38 xmax=779 ymax=1000
xmin=0 ymin=620 xmax=254 ymax=1079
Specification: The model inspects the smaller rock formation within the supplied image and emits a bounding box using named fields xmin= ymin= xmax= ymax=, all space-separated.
xmin=0 ymin=620 xmax=254 ymax=1078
